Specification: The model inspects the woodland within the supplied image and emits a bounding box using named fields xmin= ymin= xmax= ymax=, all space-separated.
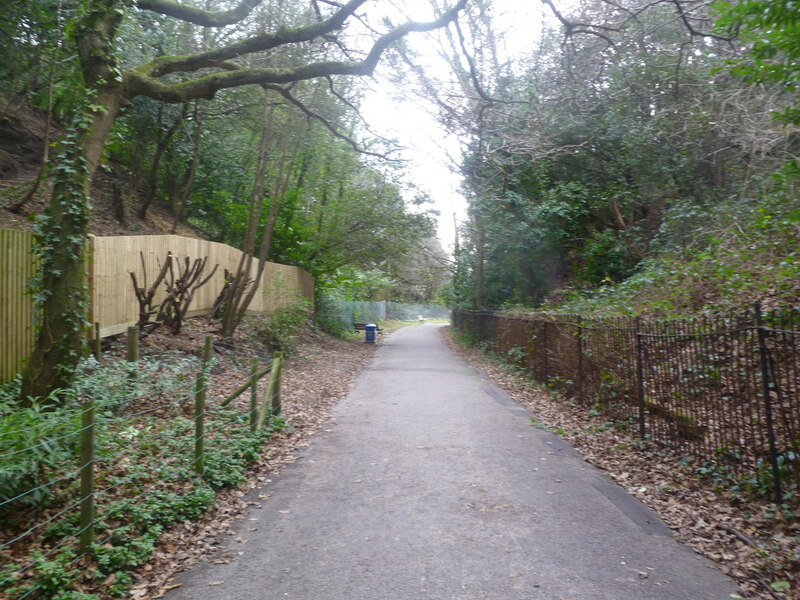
xmin=1 ymin=0 xmax=798 ymax=398
xmin=435 ymin=1 xmax=800 ymax=316
xmin=0 ymin=0 xmax=456 ymax=399
xmin=1 ymin=1 xmax=800 ymax=598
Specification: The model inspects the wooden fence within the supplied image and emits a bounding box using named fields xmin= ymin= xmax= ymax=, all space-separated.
xmin=0 ymin=229 xmax=38 ymax=383
xmin=0 ymin=231 xmax=314 ymax=381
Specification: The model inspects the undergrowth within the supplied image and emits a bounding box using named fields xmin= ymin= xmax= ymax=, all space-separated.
xmin=542 ymin=163 xmax=800 ymax=317
xmin=0 ymin=349 xmax=283 ymax=600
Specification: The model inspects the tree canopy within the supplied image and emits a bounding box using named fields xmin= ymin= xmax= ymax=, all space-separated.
xmin=4 ymin=0 xmax=800 ymax=399
xmin=415 ymin=0 xmax=800 ymax=312
xmin=2 ymin=0 xmax=467 ymax=399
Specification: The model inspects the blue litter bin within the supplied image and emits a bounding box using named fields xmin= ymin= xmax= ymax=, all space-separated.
xmin=365 ymin=323 xmax=377 ymax=344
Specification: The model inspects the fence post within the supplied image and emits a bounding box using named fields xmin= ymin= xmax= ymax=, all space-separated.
xmin=194 ymin=336 xmax=212 ymax=476
xmin=634 ymin=317 xmax=646 ymax=440
xmin=78 ymin=396 xmax=95 ymax=553
xmin=249 ymin=360 xmax=259 ymax=433
xmin=542 ymin=320 xmax=549 ymax=383
xmin=256 ymin=354 xmax=282 ymax=430
xmin=754 ymin=304 xmax=783 ymax=503
xmin=270 ymin=353 xmax=283 ymax=416
xmin=93 ymin=322 xmax=102 ymax=362
xmin=576 ymin=320 xmax=584 ymax=404
xmin=126 ymin=326 xmax=139 ymax=362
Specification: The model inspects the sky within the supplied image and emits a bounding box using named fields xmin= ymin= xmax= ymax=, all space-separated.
xmin=360 ymin=84 xmax=466 ymax=253
xmin=356 ymin=1 xmax=546 ymax=253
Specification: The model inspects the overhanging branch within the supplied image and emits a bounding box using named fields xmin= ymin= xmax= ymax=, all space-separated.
xmin=126 ymin=1 xmax=468 ymax=102
xmin=137 ymin=0 xmax=264 ymax=27
xmin=140 ymin=0 xmax=370 ymax=78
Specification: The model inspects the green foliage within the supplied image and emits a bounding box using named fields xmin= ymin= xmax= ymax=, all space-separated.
xmin=715 ymin=0 xmax=800 ymax=123
xmin=2 ymin=348 xmax=286 ymax=600
xmin=1 ymin=352 xmax=200 ymax=519
xmin=203 ymin=422 xmax=279 ymax=489
xmin=93 ymin=528 xmax=157 ymax=572
xmin=247 ymin=300 xmax=312 ymax=357
xmin=319 ymin=266 xmax=397 ymax=301
xmin=543 ymin=163 xmax=800 ymax=316
xmin=0 ymin=0 xmax=83 ymax=119
xmin=450 ymin=0 xmax=798 ymax=313
xmin=576 ymin=230 xmax=636 ymax=285
xmin=693 ymin=454 xmax=797 ymax=503
xmin=0 ymin=383 xmax=80 ymax=512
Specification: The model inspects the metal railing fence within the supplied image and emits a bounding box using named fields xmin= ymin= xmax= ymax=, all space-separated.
xmin=452 ymin=306 xmax=800 ymax=503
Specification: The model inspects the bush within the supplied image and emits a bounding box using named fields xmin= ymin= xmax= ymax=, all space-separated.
xmin=249 ymin=299 xmax=312 ymax=356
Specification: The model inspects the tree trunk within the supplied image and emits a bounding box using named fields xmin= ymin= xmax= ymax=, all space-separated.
xmin=20 ymin=0 xmax=124 ymax=402
xmin=138 ymin=104 xmax=186 ymax=220
xmin=473 ymin=213 xmax=485 ymax=310
xmin=171 ymin=102 xmax=202 ymax=233
xmin=21 ymin=95 xmax=122 ymax=401
xmin=221 ymin=108 xmax=307 ymax=338
xmin=220 ymin=100 xmax=274 ymax=339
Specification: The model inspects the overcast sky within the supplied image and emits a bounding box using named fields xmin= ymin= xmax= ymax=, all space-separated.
xmin=358 ymin=1 xmax=546 ymax=253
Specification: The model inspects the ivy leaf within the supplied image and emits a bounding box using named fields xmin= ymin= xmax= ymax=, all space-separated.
xmin=771 ymin=581 xmax=791 ymax=591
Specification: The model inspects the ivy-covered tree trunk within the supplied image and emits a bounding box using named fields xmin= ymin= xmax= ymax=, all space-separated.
xmin=20 ymin=0 xmax=124 ymax=401
xmin=20 ymin=104 xmax=121 ymax=401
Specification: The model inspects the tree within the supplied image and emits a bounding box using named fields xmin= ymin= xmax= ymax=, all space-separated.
xmin=20 ymin=0 xmax=468 ymax=400
xmin=421 ymin=0 xmax=796 ymax=309
xmin=715 ymin=0 xmax=800 ymax=124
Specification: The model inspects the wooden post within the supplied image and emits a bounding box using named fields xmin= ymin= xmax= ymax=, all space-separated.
xmin=270 ymin=353 xmax=283 ymax=416
xmin=126 ymin=326 xmax=140 ymax=398
xmin=194 ymin=336 xmax=212 ymax=475
xmin=249 ymin=360 xmax=259 ymax=432
xmin=93 ymin=322 xmax=102 ymax=362
xmin=126 ymin=326 xmax=139 ymax=362
xmin=576 ymin=321 xmax=584 ymax=404
xmin=256 ymin=354 xmax=282 ymax=430
xmin=219 ymin=365 xmax=273 ymax=407
xmin=78 ymin=397 xmax=95 ymax=553
xmin=86 ymin=234 xmax=96 ymax=341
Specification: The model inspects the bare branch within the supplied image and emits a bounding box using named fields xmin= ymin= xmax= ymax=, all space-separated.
xmin=540 ymin=0 xmax=619 ymax=46
xmin=452 ymin=17 xmax=529 ymax=106
xmin=670 ymin=0 xmax=731 ymax=41
xmin=453 ymin=17 xmax=494 ymax=104
xmin=262 ymin=83 xmax=401 ymax=160
xmin=136 ymin=0 xmax=264 ymax=27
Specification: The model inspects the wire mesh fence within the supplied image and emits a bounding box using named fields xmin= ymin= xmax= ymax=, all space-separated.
xmin=0 ymin=330 xmax=283 ymax=599
xmin=317 ymin=298 xmax=451 ymax=334
xmin=452 ymin=306 xmax=800 ymax=503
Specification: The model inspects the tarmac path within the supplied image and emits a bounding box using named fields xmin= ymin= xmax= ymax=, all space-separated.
xmin=165 ymin=323 xmax=739 ymax=600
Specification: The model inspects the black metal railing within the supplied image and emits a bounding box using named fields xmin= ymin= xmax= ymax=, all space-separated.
xmin=452 ymin=306 xmax=800 ymax=503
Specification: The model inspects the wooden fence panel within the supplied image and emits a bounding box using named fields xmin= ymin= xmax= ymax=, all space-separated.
xmin=1 ymin=231 xmax=314 ymax=381
xmin=0 ymin=230 xmax=37 ymax=382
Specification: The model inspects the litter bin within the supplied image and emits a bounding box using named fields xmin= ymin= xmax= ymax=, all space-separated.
xmin=365 ymin=323 xmax=377 ymax=344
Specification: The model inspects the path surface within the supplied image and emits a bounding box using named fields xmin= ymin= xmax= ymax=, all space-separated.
xmin=166 ymin=324 xmax=739 ymax=600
